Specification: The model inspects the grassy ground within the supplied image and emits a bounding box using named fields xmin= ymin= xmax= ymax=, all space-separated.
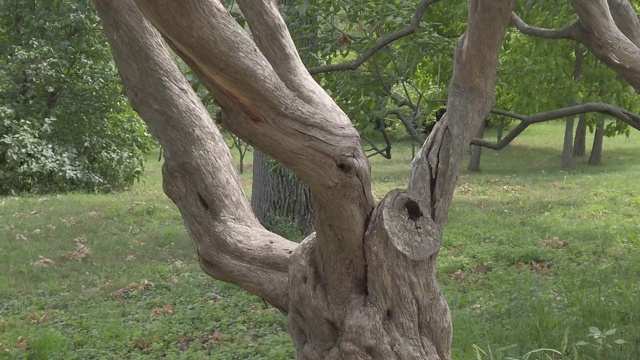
xmin=1 ymin=122 xmax=638 ymax=359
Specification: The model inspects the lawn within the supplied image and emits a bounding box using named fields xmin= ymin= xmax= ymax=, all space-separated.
xmin=1 ymin=122 xmax=638 ymax=359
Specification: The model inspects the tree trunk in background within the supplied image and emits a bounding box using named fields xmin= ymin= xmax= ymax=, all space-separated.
xmin=562 ymin=45 xmax=584 ymax=170
xmin=562 ymin=116 xmax=575 ymax=170
xmin=251 ymin=0 xmax=315 ymax=236
xmin=573 ymin=113 xmax=587 ymax=157
xmin=252 ymin=150 xmax=314 ymax=235
xmin=588 ymin=121 xmax=605 ymax=165
xmin=467 ymin=120 xmax=486 ymax=172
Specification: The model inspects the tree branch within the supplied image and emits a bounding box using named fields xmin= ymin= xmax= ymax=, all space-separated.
xmin=236 ymin=0 xmax=328 ymax=105
xmin=308 ymin=0 xmax=441 ymax=75
xmin=93 ymin=0 xmax=296 ymax=312
xmin=607 ymin=0 xmax=640 ymax=47
xmin=571 ymin=0 xmax=640 ymax=91
xmin=509 ymin=12 xmax=581 ymax=40
xmin=472 ymin=103 xmax=640 ymax=150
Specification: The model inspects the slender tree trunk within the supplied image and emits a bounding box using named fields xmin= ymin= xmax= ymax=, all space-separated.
xmin=467 ymin=120 xmax=486 ymax=172
xmin=573 ymin=113 xmax=587 ymax=157
xmin=563 ymin=45 xmax=584 ymax=170
xmin=252 ymin=150 xmax=314 ymax=235
xmin=562 ymin=115 xmax=575 ymax=170
xmin=251 ymin=0 xmax=315 ymax=235
xmin=588 ymin=121 xmax=605 ymax=165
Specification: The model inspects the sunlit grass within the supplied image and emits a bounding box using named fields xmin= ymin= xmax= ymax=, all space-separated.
xmin=1 ymin=122 xmax=638 ymax=359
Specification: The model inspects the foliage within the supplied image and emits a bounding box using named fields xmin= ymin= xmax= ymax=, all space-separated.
xmin=0 ymin=0 xmax=154 ymax=195
xmin=1 ymin=125 xmax=639 ymax=359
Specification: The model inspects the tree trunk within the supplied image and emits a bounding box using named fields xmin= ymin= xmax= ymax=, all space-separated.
xmin=252 ymin=150 xmax=314 ymax=235
xmin=573 ymin=113 xmax=587 ymax=157
xmin=588 ymin=120 xmax=605 ymax=165
xmin=562 ymin=115 xmax=575 ymax=170
xmin=95 ymin=0 xmax=514 ymax=358
xmin=563 ymin=45 xmax=584 ymax=170
xmin=251 ymin=0 xmax=314 ymax=236
xmin=467 ymin=120 xmax=486 ymax=172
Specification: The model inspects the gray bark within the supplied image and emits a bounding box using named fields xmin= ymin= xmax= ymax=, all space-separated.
xmin=252 ymin=150 xmax=314 ymax=235
xmin=588 ymin=121 xmax=605 ymax=165
xmin=467 ymin=120 xmax=486 ymax=172
xmin=573 ymin=113 xmax=587 ymax=157
xmin=562 ymin=115 xmax=575 ymax=170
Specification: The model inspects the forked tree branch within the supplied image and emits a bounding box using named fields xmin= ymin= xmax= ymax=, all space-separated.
xmin=236 ymin=0 xmax=331 ymax=106
xmin=308 ymin=0 xmax=441 ymax=75
xmin=472 ymin=103 xmax=640 ymax=150
xmin=93 ymin=0 xmax=296 ymax=312
xmin=134 ymin=0 xmax=375 ymax=305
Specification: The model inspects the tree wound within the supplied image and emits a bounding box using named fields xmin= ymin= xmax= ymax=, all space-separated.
xmin=404 ymin=199 xmax=423 ymax=221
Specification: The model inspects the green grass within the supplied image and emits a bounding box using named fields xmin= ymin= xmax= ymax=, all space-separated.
xmin=1 ymin=122 xmax=639 ymax=359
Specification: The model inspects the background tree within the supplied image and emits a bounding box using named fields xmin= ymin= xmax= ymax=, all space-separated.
xmin=0 ymin=0 xmax=154 ymax=194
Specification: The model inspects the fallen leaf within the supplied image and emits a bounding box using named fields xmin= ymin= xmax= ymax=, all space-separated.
xmin=472 ymin=263 xmax=491 ymax=274
xmin=451 ymin=270 xmax=465 ymax=282
xmin=541 ymin=237 xmax=569 ymax=248
xmin=34 ymin=255 xmax=54 ymax=266
xmin=87 ymin=211 xmax=99 ymax=217
xmin=61 ymin=217 xmax=75 ymax=225
xmin=46 ymin=224 xmax=56 ymax=230
xmin=15 ymin=234 xmax=27 ymax=241
xmin=16 ymin=336 xmax=27 ymax=350
xmin=125 ymin=255 xmax=136 ymax=262
xmin=64 ymin=244 xmax=90 ymax=261
xmin=32 ymin=229 xmax=42 ymax=235
xmin=207 ymin=330 xmax=222 ymax=344
xmin=175 ymin=336 xmax=196 ymax=351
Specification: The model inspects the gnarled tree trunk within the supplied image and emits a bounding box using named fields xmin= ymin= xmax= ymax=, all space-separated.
xmin=93 ymin=0 xmax=512 ymax=358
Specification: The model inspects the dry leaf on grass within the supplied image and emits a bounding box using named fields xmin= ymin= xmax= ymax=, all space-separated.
xmin=61 ymin=216 xmax=75 ymax=225
xmin=152 ymin=304 xmax=174 ymax=317
xmin=33 ymin=256 xmax=54 ymax=266
xmin=64 ymin=244 xmax=90 ymax=261
xmin=110 ymin=279 xmax=154 ymax=299
xmin=27 ymin=313 xmax=50 ymax=324
xmin=16 ymin=337 xmax=27 ymax=350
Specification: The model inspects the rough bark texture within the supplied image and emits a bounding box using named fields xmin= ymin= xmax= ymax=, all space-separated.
xmin=589 ymin=121 xmax=605 ymax=165
xmin=95 ymin=0 xmax=513 ymax=358
xmin=467 ymin=120 xmax=486 ymax=172
xmin=573 ymin=113 xmax=587 ymax=157
xmin=252 ymin=150 xmax=314 ymax=235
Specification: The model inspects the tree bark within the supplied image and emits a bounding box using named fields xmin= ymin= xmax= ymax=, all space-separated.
xmin=573 ymin=113 xmax=587 ymax=157
xmin=588 ymin=121 xmax=605 ymax=165
xmin=467 ymin=120 xmax=486 ymax=172
xmin=95 ymin=0 xmax=513 ymax=358
xmin=562 ymin=115 xmax=575 ymax=170
xmin=251 ymin=0 xmax=315 ymax=237
xmin=252 ymin=150 xmax=314 ymax=235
